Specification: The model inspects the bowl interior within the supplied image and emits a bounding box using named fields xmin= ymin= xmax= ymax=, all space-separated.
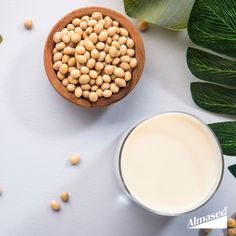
xmin=44 ymin=6 xmax=145 ymax=108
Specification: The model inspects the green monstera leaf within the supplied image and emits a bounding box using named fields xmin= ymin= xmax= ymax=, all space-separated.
xmin=191 ymin=82 xmax=236 ymax=115
xmin=187 ymin=0 xmax=236 ymax=166
xmin=187 ymin=48 xmax=236 ymax=87
xmin=187 ymin=0 xmax=236 ymax=115
xmin=228 ymin=164 xmax=236 ymax=178
xmin=123 ymin=0 xmax=195 ymax=30
xmin=209 ymin=122 xmax=236 ymax=156
xmin=188 ymin=0 xmax=236 ymax=58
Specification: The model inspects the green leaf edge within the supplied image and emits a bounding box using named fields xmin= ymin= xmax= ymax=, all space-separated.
xmin=209 ymin=121 xmax=236 ymax=156
xmin=187 ymin=47 xmax=236 ymax=87
xmin=191 ymin=82 xmax=236 ymax=115
xmin=228 ymin=164 xmax=236 ymax=178
xmin=123 ymin=0 xmax=189 ymax=30
xmin=187 ymin=0 xmax=236 ymax=58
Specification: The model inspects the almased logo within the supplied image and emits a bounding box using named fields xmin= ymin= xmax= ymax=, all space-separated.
xmin=188 ymin=207 xmax=227 ymax=229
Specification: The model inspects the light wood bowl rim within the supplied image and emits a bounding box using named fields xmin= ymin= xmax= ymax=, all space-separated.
xmin=44 ymin=6 xmax=145 ymax=108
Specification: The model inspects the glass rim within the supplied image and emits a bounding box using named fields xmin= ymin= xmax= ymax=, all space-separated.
xmin=117 ymin=111 xmax=224 ymax=216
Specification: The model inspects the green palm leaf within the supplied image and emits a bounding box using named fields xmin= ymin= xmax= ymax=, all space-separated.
xmin=187 ymin=47 xmax=236 ymax=87
xmin=123 ymin=0 xmax=194 ymax=30
xmin=228 ymin=164 xmax=236 ymax=178
xmin=191 ymin=82 xmax=236 ymax=114
xmin=188 ymin=0 xmax=236 ymax=57
xmin=209 ymin=122 xmax=236 ymax=156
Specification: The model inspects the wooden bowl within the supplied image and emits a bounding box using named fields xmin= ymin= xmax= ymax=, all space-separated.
xmin=44 ymin=6 xmax=145 ymax=108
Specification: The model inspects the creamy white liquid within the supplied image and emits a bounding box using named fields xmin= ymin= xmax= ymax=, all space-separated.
xmin=120 ymin=113 xmax=223 ymax=215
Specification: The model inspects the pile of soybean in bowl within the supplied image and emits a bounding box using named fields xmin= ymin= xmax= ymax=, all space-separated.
xmin=52 ymin=12 xmax=138 ymax=103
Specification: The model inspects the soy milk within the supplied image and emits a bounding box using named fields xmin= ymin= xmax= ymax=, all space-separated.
xmin=119 ymin=113 xmax=223 ymax=215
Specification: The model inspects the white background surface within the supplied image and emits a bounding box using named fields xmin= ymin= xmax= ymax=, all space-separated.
xmin=0 ymin=0 xmax=235 ymax=235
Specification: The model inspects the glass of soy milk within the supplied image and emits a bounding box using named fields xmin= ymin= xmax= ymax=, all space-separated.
xmin=115 ymin=112 xmax=224 ymax=216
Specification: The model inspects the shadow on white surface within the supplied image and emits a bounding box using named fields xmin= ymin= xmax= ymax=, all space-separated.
xmin=5 ymin=37 xmax=108 ymax=138
xmin=10 ymin=137 xmax=172 ymax=236
xmin=142 ymin=24 xmax=195 ymax=108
